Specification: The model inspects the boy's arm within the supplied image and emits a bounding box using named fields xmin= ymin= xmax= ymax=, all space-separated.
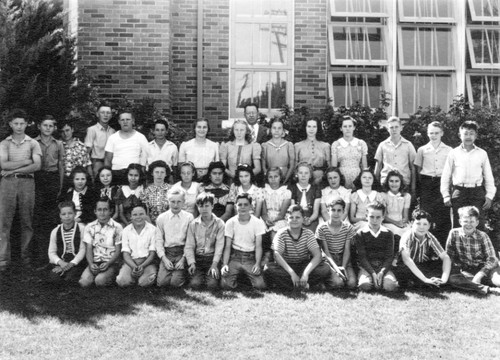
xmin=154 ymin=221 xmax=166 ymax=260
xmin=401 ymin=249 xmax=433 ymax=284
xmin=48 ymin=227 xmax=62 ymax=265
xmin=212 ymin=220 xmax=226 ymax=265
xmin=104 ymin=151 xmax=113 ymax=168
xmin=438 ymin=252 xmax=451 ymax=283
xmin=482 ymin=155 xmax=496 ymax=209
xmin=122 ymin=251 xmax=137 ymax=269
xmin=72 ymin=223 xmax=87 ymax=265
xmin=221 ymin=236 xmax=233 ymax=272
xmin=302 ymin=245 xmax=322 ymax=281
xmin=184 ymin=222 xmax=196 ymax=266
xmin=440 ymin=153 xmax=453 ymax=206
xmin=374 ymin=144 xmax=383 ymax=181
xmin=355 ymin=233 xmax=375 ymax=275
xmin=477 ymin=233 xmax=499 ymax=277
xmin=254 ymin=234 xmax=263 ymax=272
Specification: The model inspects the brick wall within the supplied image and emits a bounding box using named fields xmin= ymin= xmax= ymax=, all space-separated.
xmin=294 ymin=0 xmax=329 ymax=114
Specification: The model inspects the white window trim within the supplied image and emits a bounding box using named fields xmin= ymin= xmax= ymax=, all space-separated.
xmin=465 ymin=27 xmax=500 ymax=69
xmin=397 ymin=0 xmax=456 ymax=23
xmin=329 ymin=0 xmax=388 ymax=18
xmin=328 ymin=71 xmax=387 ymax=108
xmin=466 ymin=73 xmax=500 ymax=107
xmin=468 ymin=0 xmax=500 ymax=21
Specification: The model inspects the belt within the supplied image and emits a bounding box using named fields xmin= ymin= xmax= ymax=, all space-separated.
xmin=454 ymin=183 xmax=482 ymax=188
xmin=4 ymin=173 xmax=34 ymax=179
xmin=420 ymin=174 xmax=441 ymax=180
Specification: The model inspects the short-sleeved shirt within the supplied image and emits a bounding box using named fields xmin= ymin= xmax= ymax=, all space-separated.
xmin=62 ymin=138 xmax=92 ymax=177
xmin=0 ymin=135 xmax=42 ymax=175
xmin=35 ymin=136 xmax=64 ymax=173
xmin=374 ymin=137 xmax=416 ymax=185
xmin=295 ymin=140 xmax=330 ymax=169
xmin=219 ymin=142 xmax=261 ymax=174
xmin=147 ymin=140 xmax=178 ymax=169
xmin=414 ymin=142 xmax=451 ymax=177
xmin=261 ymin=140 xmax=295 ymax=176
xmin=400 ymin=229 xmax=444 ymax=264
xmin=178 ymin=139 xmax=219 ymax=170
xmin=273 ymin=227 xmax=319 ymax=264
xmin=382 ymin=192 xmax=411 ymax=222
xmin=225 ymin=215 xmax=266 ymax=252
xmin=84 ymin=123 xmax=116 ymax=159
xmin=350 ymin=190 xmax=385 ymax=219
xmin=104 ymin=131 xmax=149 ymax=169
xmin=321 ymin=186 xmax=351 ymax=205
xmin=316 ymin=222 xmax=356 ymax=256
xmin=171 ymin=181 xmax=202 ymax=216
xmin=83 ymin=218 xmax=123 ymax=263
xmin=121 ymin=222 xmax=158 ymax=259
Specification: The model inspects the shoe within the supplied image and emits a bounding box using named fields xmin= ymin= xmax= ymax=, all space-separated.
xmin=489 ymin=287 xmax=500 ymax=295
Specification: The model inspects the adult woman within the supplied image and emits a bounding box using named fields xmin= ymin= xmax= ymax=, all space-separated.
xmin=178 ymin=118 xmax=219 ymax=178
xmin=219 ymin=119 xmax=261 ymax=181
xmin=140 ymin=160 xmax=170 ymax=224
xmin=331 ymin=116 xmax=368 ymax=189
xmin=294 ymin=117 xmax=331 ymax=185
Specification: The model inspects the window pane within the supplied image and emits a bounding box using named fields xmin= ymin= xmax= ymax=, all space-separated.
xmin=331 ymin=73 xmax=383 ymax=107
xmin=253 ymin=24 xmax=271 ymax=64
xmin=332 ymin=26 xmax=385 ymax=62
xmin=469 ymin=75 xmax=500 ymax=107
xmin=469 ymin=29 xmax=500 ymax=66
xmin=270 ymin=71 xmax=287 ymax=108
xmin=400 ymin=27 xmax=453 ymax=67
xmin=469 ymin=0 xmax=500 ymax=19
xmin=400 ymin=0 xmax=453 ymax=18
xmin=235 ymin=24 xmax=253 ymax=64
xmin=271 ymin=24 xmax=288 ymax=65
xmin=235 ymin=71 xmax=287 ymax=110
xmin=234 ymin=0 xmax=291 ymax=17
xmin=400 ymin=74 xmax=453 ymax=114
xmin=331 ymin=0 xmax=382 ymax=14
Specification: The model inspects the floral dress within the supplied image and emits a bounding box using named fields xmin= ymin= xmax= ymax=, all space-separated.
xmin=140 ymin=183 xmax=170 ymax=224
xmin=262 ymin=184 xmax=291 ymax=231
xmin=331 ymin=138 xmax=368 ymax=189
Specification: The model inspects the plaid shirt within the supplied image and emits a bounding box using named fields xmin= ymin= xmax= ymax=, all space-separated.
xmin=446 ymin=228 xmax=499 ymax=275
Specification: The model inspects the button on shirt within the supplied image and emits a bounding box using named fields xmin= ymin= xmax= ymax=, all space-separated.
xmin=84 ymin=123 xmax=115 ymax=159
xmin=83 ymin=219 xmax=123 ymax=263
xmin=414 ymin=142 xmax=452 ymax=177
xmin=147 ymin=140 xmax=178 ymax=169
xmin=0 ymin=135 xmax=42 ymax=175
xmin=35 ymin=136 xmax=64 ymax=172
xmin=375 ymin=137 xmax=416 ymax=185
xmin=184 ymin=215 xmax=225 ymax=265
xmin=121 ymin=222 xmax=159 ymax=259
xmin=155 ymin=210 xmax=194 ymax=259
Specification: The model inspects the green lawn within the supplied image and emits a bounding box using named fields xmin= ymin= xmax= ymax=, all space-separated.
xmin=1 ymin=269 xmax=499 ymax=360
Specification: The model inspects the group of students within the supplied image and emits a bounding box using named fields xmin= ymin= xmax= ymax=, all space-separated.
xmin=0 ymin=103 xmax=499 ymax=295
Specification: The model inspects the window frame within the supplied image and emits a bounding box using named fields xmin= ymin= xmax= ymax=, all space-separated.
xmin=397 ymin=0 xmax=456 ymax=23
xmin=466 ymin=26 xmax=500 ymax=69
xmin=466 ymin=73 xmax=500 ymax=107
xmin=329 ymin=0 xmax=388 ymax=18
xmin=468 ymin=0 xmax=500 ymax=22
xmin=328 ymin=71 xmax=387 ymax=108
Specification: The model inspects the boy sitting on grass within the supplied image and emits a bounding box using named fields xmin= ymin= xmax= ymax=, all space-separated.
xmin=184 ymin=192 xmax=225 ymax=289
xmin=47 ymin=201 xmax=87 ymax=284
xmin=79 ymin=198 xmax=123 ymax=287
xmin=355 ymin=202 xmax=398 ymax=292
xmin=221 ymin=193 xmax=266 ymax=290
xmin=446 ymin=206 xmax=500 ymax=295
xmin=116 ymin=204 xmax=158 ymax=288
xmin=396 ymin=209 xmax=451 ymax=288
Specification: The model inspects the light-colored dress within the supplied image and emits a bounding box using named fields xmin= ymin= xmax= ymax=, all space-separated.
xmin=321 ymin=186 xmax=351 ymax=206
xmin=261 ymin=140 xmax=295 ymax=178
xmin=331 ymin=137 xmax=368 ymax=189
xmin=262 ymin=184 xmax=292 ymax=231
xmin=295 ymin=139 xmax=331 ymax=184
xmin=171 ymin=181 xmax=201 ymax=216
xmin=229 ymin=184 xmax=264 ymax=215
xmin=382 ymin=191 xmax=411 ymax=237
xmin=178 ymin=138 xmax=219 ymax=177
xmin=350 ymin=190 xmax=385 ymax=231
xmin=219 ymin=141 xmax=261 ymax=175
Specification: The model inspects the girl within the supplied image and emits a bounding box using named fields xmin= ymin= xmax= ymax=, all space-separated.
xmin=171 ymin=161 xmax=201 ymax=217
xmin=349 ymin=168 xmax=384 ymax=231
xmin=261 ymin=167 xmax=292 ymax=235
xmin=116 ymin=163 xmax=146 ymax=226
xmin=95 ymin=166 xmax=119 ymax=220
xmin=382 ymin=169 xmax=411 ymax=237
xmin=261 ymin=118 xmax=295 ymax=184
xmin=316 ymin=199 xmax=357 ymax=289
xmin=58 ymin=166 xmax=96 ymax=225
xmin=141 ymin=160 xmax=170 ymax=224
xmin=229 ymin=164 xmax=263 ymax=217
xmin=219 ymin=119 xmax=261 ymax=181
xmin=288 ymin=162 xmax=321 ymax=231
xmin=320 ymin=167 xmax=351 ymax=222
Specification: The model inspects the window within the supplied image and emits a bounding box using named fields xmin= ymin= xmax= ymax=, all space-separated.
xmin=230 ymin=0 xmax=293 ymax=119
xmin=329 ymin=0 xmax=386 ymax=17
xmin=466 ymin=27 xmax=500 ymax=68
xmin=468 ymin=0 xmax=500 ymax=21
xmin=328 ymin=72 xmax=385 ymax=108
xmin=398 ymin=0 xmax=455 ymax=22
xmin=466 ymin=74 xmax=500 ymax=107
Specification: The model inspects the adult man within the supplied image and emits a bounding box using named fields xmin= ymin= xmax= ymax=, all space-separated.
xmin=244 ymin=103 xmax=267 ymax=144
xmin=104 ymin=110 xmax=149 ymax=185
xmin=0 ymin=109 xmax=42 ymax=272
xmin=85 ymin=102 xmax=115 ymax=180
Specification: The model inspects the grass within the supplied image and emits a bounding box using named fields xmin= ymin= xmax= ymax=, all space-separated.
xmin=1 ymin=267 xmax=499 ymax=360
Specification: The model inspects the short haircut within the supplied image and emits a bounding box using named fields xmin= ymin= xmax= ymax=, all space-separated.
xmin=148 ymin=160 xmax=171 ymax=180
xmin=412 ymin=209 xmax=432 ymax=223
xmin=324 ymin=167 xmax=346 ymax=187
xmin=428 ymin=121 xmax=443 ymax=130
xmin=97 ymin=101 xmax=112 ymax=111
xmin=167 ymin=187 xmax=186 ymax=199
xmin=58 ymin=200 xmax=76 ymax=212
xmin=40 ymin=115 xmax=57 ymax=125
xmin=196 ymin=192 xmax=215 ymax=206
xmin=154 ymin=119 xmax=169 ymax=130
xmin=459 ymin=120 xmax=479 ymax=132
xmin=236 ymin=193 xmax=253 ymax=205
xmin=95 ymin=197 xmax=112 ymax=210
xmin=244 ymin=103 xmax=259 ymax=113
xmin=367 ymin=201 xmax=386 ymax=215
xmin=130 ymin=203 xmax=148 ymax=213
xmin=118 ymin=110 xmax=134 ymax=120
xmin=7 ymin=108 xmax=27 ymax=122
xmin=193 ymin=117 xmax=210 ymax=134
xmin=387 ymin=116 xmax=401 ymax=125
xmin=286 ymin=204 xmax=305 ymax=217
xmin=126 ymin=163 xmax=145 ymax=185
xmin=234 ymin=163 xmax=256 ymax=186
xmin=59 ymin=118 xmax=75 ymax=129
xmin=458 ymin=206 xmax=480 ymax=219
xmin=327 ymin=198 xmax=346 ymax=210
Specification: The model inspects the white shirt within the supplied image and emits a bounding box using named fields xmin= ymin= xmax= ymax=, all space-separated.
xmin=147 ymin=140 xmax=178 ymax=169
xmin=121 ymin=222 xmax=159 ymax=259
xmin=105 ymin=131 xmax=149 ymax=170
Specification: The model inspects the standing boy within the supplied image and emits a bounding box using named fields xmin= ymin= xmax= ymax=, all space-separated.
xmin=221 ymin=193 xmax=267 ymax=290
xmin=0 ymin=109 xmax=42 ymax=272
xmin=355 ymin=202 xmax=399 ymax=292
xmin=440 ymin=121 xmax=496 ymax=229
xmin=155 ymin=188 xmax=194 ymax=288
xmin=147 ymin=119 xmax=178 ymax=179
xmin=446 ymin=206 xmax=500 ymax=295
xmin=375 ymin=116 xmax=416 ymax=195
xmin=184 ymin=193 xmax=225 ymax=289
xmin=79 ymin=198 xmax=123 ymax=287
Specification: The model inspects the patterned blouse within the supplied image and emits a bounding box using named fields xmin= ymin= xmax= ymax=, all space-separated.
xmin=140 ymin=183 xmax=170 ymax=224
xmin=62 ymin=138 xmax=92 ymax=177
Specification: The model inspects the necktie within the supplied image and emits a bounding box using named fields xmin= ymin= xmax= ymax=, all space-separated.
xmin=300 ymin=189 xmax=308 ymax=210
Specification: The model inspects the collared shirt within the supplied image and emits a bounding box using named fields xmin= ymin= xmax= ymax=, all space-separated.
xmin=355 ymin=224 xmax=394 ymax=274
xmin=273 ymin=228 xmax=319 ymax=264
xmin=155 ymin=209 xmax=194 ymax=258
xmin=83 ymin=218 xmax=123 ymax=263
xmin=0 ymin=135 xmax=42 ymax=175
xmin=147 ymin=140 xmax=178 ymax=169
xmin=374 ymin=137 xmax=416 ymax=185
xmin=225 ymin=215 xmax=266 ymax=252
xmin=140 ymin=183 xmax=171 ymax=224
xmin=184 ymin=215 xmax=225 ymax=265
xmin=294 ymin=139 xmax=331 ymax=168
xmin=104 ymin=130 xmax=149 ymax=169
xmin=121 ymin=222 xmax=158 ymax=259
xmin=84 ymin=123 xmax=115 ymax=159
xmin=178 ymin=138 xmax=219 ymax=170
xmin=414 ymin=141 xmax=451 ymax=177
xmin=440 ymin=144 xmax=496 ymax=201
xmin=400 ymin=229 xmax=445 ymax=264
xmin=62 ymin=138 xmax=91 ymax=177
xmin=446 ymin=228 xmax=499 ymax=276
xmin=35 ymin=135 xmax=64 ymax=173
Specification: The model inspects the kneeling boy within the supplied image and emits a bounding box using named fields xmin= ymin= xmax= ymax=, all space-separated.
xmin=184 ymin=193 xmax=225 ymax=289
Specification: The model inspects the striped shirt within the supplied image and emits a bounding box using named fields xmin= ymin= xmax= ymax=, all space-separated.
xmin=62 ymin=226 xmax=75 ymax=254
xmin=315 ymin=222 xmax=355 ymax=256
xmin=399 ymin=230 xmax=444 ymax=264
xmin=273 ymin=228 xmax=319 ymax=264
xmin=446 ymin=228 xmax=499 ymax=275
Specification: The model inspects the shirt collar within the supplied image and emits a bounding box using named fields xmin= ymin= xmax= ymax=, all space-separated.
xmin=297 ymin=183 xmax=311 ymax=192
xmin=361 ymin=224 xmax=389 ymax=238
xmin=357 ymin=190 xmax=377 ymax=202
xmin=6 ymin=134 xmax=32 ymax=144
xmin=338 ymin=137 xmax=359 ymax=148
xmin=388 ymin=191 xmax=401 ymax=198
xmin=459 ymin=143 xmax=478 ymax=152
xmin=194 ymin=214 xmax=218 ymax=226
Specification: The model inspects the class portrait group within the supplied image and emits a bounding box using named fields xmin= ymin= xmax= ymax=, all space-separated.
xmin=0 ymin=102 xmax=499 ymax=295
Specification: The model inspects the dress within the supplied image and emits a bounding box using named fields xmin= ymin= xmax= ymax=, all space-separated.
xmin=219 ymin=141 xmax=261 ymax=174
xmin=294 ymin=140 xmax=330 ymax=170
xmin=331 ymin=137 xmax=368 ymax=189
xmin=140 ymin=183 xmax=170 ymax=224
xmin=171 ymin=181 xmax=202 ymax=216
xmin=178 ymin=138 xmax=219 ymax=176
xmin=382 ymin=191 xmax=411 ymax=237
xmin=229 ymin=184 xmax=264 ymax=215
xmin=115 ymin=185 xmax=146 ymax=224
xmin=261 ymin=140 xmax=295 ymax=178
xmin=320 ymin=186 xmax=351 ymax=206
xmin=262 ymin=184 xmax=292 ymax=231
xmin=288 ymin=183 xmax=321 ymax=231
xmin=350 ymin=190 xmax=385 ymax=230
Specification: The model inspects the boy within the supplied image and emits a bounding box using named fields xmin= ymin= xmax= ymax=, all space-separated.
xmin=34 ymin=115 xmax=65 ymax=264
xmin=85 ymin=102 xmax=115 ymax=180
xmin=155 ymin=188 xmax=194 ymax=288
xmin=414 ymin=121 xmax=452 ymax=245
xmin=446 ymin=206 xmax=500 ymax=295
xmin=396 ymin=210 xmax=451 ymax=288
xmin=184 ymin=193 xmax=225 ymax=289
xmin=147 ymin=119 xmax=178 ymax=181
xmin=440 ymin=121 xmax=496 ymax=229
xmin=221 ymin=193 xmax=266 ymax=290
xmin=355 ymin=202 xmax=398 ymax=292
xmin=0 ymin=109 xmax=42 ymax=273
xmin=116 ymin=204 xmax=158 ymax=287
xmin=375 ymin=116 xmax=416 ymax=195
xmin=79 ymin=198 xmax=123 ymax=287
xmin=47 ymin=201 xmax=87 ymax=284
